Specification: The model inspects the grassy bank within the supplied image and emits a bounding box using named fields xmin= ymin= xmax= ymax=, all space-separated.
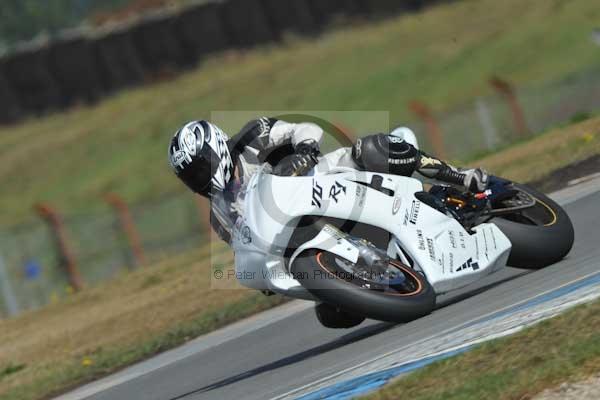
xmin=476 ymin=115 xmax=600 ymax=183
xmin=363 ymin=299 xmax=600 ymax=400
xmin=0 ymin=243 xmax=286 ymax=400
xmin=0 ymin=116 xmax=598 ymax=400
xmin=0 ymin=0 xmax=599 ymax=225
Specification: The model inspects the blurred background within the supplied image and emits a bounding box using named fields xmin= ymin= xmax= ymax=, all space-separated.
xmin=0 ymin=0 xmax=599 ymax=317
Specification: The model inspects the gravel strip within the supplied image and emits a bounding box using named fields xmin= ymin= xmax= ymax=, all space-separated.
xmin=533 ymin=375 xmax=600 ymax=400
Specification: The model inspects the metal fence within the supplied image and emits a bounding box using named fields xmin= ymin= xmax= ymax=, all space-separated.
xmin=1 ymin=66 xmax=600 ymax=318
xmin=0 ymin=0 xmax=435 ymax=124
xmin=409 ymin=67 xmax=600 ymax=160
xmin=0 ymin=192 xmax=209 ymax=317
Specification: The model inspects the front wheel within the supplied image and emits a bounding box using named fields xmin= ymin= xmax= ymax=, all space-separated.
xmin=292 ymin=249 xmax=436 ymax=323
xmin=491 ymin=183 xmax=574 ymax=269
xmin=314 ymin=303 xmax=366 ymax=329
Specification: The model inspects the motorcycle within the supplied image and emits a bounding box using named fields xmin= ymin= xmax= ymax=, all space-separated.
xmin=230 ymin=146 xmax=574 ymax=328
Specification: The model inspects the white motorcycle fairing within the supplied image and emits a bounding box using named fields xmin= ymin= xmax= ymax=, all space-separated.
xmin=231 ymin=168 xmax=511 ymax=299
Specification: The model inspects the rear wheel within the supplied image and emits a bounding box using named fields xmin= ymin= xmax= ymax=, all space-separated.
xmin=293 ymin=249 xmax=436 ymax=323
xmin=491 ymin=183 xmax=574 ymax=269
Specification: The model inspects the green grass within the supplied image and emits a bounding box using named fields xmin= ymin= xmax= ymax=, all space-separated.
xmin=0 ymin=0 xmax=600 ymax=226
xmin=0 ymin=364 xmax=25 ymax=382
xmin=475 ymin=116 xmax=600 ymax=184
xmin=363 ymin=299 xmax=600 ymax=400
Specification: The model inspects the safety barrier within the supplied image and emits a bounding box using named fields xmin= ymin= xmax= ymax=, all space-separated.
xmin=0 ymin=0 xmax=442 ymax=123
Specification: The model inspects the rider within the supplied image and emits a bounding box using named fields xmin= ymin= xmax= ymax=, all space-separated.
xmin=167 ymin=118 xmax=488 ymax=243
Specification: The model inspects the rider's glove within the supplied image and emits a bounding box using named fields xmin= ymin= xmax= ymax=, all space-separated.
xmin=273 ymin=153 xmax=319 ymax=176
xmin=295 ymin=140 xmax=320 ymax=158
xmin=462 ymin=168 xmax=489 ymax=192
xmin=273 ymin=141 xmax=320 ymax=177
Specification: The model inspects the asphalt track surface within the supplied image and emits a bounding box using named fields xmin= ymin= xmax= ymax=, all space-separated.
xmin=58 ymin=177 xmax=600 ymax=400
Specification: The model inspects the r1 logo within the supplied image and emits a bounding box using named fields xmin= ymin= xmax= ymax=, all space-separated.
xmin=329 ymin=181 xmax=347 ymax=203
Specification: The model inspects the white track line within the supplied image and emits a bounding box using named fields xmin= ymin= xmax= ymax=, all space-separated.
xmin=54 ymin=301 xmax=314 ymax=400
xmin=272 ymin=267 xmax=600 ymax=400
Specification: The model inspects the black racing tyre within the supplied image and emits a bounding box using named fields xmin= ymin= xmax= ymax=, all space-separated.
xmin=293 ymin=249 xmax=436 ymax=323
xmin=491 ymin=183 xmax=574 ymax=269
xmin=314 ymin=303 xmax=366 ymax=329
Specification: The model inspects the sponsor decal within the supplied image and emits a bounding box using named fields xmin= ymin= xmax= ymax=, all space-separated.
xmin=355 ymin=185 xmax=367 ymax=207
xmin=482 ymin=229 xmax=490 ymax=260
xmin=402 ymin=209 xmax=410 ymax=226
xmin=419 ymin=155 xmax=443 ymax=168
xmin=233 ymin=220 xmax=251 ymax=245
xmin=329 ymin=181 xmax=347 ymax=203
xmin=449 ymin=252 xmax=455 ymax=273
xmin=354 ymin=138 xmax=362 ymax=158
xmin=392 ymin=196 xmax=402 ymax=215
xmin=459 ymin=231 xmax=466 ymax=249
xmin=169 ymin=150 xmax=187 ymax=168
xmin=312 ymin=179 xmax=323 ymax=208
xmin=234 ymin=217 xmax=244 ymax=231
xmin=490 ymin=227 xmax=498 ymax=250
xmin=241 ymin=226 xmax=252 ymax=245
xmin=456 ymin=257 xmax=480 ymax=272
xmin=389 ymin=157 xmax=417 ymax=165
xmin=389 ymin=136 xmax=405 ymax=144
xmin=409 ymin=200 xmax=421 ymax=225
xmin=427 ymin=238 xmax=436 ymax=262
xmin=416 ymin=229 xmax=426 ymax=251
xmin=323 ymin=225 xmax=344 ymax=240
xmin=448 ymin=231 xmax=457 ymax=249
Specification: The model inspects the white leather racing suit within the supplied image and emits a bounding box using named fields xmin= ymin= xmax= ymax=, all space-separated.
xmin=210 ymin=117 xmax=486 ymax=243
